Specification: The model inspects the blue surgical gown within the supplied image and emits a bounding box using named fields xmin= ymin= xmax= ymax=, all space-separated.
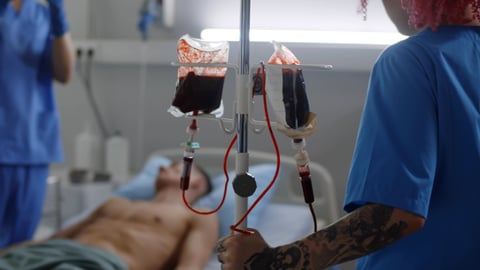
xmin=0 ymin=0 xmax=63 ymax=164
xmin=344 ymin=26 xmax=480 ymax=269
xmin=0 ymin=0 xmax=63 ymax=247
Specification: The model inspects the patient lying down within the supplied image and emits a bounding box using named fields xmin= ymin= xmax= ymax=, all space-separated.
xmin=0 ymin=162 xmax=218 ymax=270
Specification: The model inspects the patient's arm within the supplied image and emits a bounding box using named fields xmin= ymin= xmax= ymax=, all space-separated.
xmin=0 ymin=206 xmax=100 ymax=256
xmin=176 ymin=210 xmax=219 ymax=270
xmin=0 ymin=198 xmax=121 ymax=256
xmin=0 ymin=240 xmax=41 ymax=256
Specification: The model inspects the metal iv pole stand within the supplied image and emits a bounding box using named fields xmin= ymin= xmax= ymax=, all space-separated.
xmin=234 ymin=0 xmax=251 ymax=232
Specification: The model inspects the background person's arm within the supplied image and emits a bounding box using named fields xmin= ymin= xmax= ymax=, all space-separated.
xmin=47 ymin=0 xmax=75 ymax=84
xmin=52 ymin=34 xmax=75 ymax=84
xmin=176 ymin=211 xmax=219 ymax=270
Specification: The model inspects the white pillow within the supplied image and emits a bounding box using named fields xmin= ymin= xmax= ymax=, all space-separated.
xmin=114 ymin=156 xmax=172 ymax=200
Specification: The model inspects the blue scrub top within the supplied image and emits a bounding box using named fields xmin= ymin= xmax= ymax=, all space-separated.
xmin=0 ymin=0 xmax=63 ymax=164
xmin=344 ymin=26 xmax=480 ymax=269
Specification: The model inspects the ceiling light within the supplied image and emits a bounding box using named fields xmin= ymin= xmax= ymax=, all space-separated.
xmin=200 ymin=29 xmax=407 ymax=45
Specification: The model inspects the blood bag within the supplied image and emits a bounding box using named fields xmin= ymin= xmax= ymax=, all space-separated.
xmin=168 ymin=34 xmax=229 ymax=117
xmin=265 ymin=42 xmax=313 ymax=129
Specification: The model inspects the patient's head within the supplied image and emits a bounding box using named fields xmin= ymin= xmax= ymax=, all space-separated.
xmin=155 ymin=161 xmax=212 ymax=202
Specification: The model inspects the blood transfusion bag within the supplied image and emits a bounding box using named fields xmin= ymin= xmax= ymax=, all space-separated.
xmin=265 ymin=42 xmax=316 ymax=137
xmin=168 ymin=34 xmax=230 ymax=118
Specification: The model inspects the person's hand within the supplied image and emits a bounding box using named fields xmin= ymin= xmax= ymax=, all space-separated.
xmin=216 ymin=229 xmax=274 ymax=270
xmin=46 ymin=0 xmax=69 ymax=37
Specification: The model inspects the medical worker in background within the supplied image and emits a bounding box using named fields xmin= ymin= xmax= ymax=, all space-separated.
xmin=0 ymin=0 xmax=74 ymax=248
xmin=217 ymin=0 xmax=480 ymax=269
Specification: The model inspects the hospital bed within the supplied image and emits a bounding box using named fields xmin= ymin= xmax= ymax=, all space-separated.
xmin=40 ymin=147 xmax=340 ymax=269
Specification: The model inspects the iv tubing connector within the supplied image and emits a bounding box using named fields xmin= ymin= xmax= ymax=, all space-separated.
xmin=299 ymin=169 xmax=315 ymax=204
xmin=292 ymin=139 xmax=315 ymax=204
xmin=180 ymin=150 xmax=194 ymax=190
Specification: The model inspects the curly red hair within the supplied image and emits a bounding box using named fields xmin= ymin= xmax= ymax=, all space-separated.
xmin=361 ymin=0 xmax=480 ymax=29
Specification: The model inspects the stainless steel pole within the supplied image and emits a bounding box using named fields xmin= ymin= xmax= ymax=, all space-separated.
xmin=234 ymin=0 xmax=251 ymax=231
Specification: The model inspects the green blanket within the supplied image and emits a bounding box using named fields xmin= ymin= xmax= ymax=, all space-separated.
xmin=0 ymin=239 xmax=127 ymax=270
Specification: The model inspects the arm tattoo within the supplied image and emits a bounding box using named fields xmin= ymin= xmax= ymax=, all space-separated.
xmin=244 ymin=243 xmax=307 ymax=270
xmin=313 ymin=204 xmax=408 ymax=267
xmin=243 ymin=204 xmax=409 ymax=270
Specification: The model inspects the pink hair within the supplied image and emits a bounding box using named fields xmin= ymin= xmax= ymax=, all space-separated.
xmin=361 ymin=0 xmax=480 ymax=29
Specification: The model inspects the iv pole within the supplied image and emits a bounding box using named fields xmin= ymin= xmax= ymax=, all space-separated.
xmin=234 ymin=0 xmax=251 ymax=231
xmin=173 ymin=0 xmax=334 ymax=232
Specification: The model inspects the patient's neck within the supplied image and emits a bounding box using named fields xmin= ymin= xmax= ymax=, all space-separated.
xmin=153 ymin=188 xmax=196 ymax=204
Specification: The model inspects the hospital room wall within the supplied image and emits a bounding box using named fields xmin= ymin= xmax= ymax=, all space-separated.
xmin=65 ymin=0 xmax=394 ymax=41
xmin=53 ymin=63 xmax=369 ymax=215
xmin=54 ymin=64 xmax=366 ymax=270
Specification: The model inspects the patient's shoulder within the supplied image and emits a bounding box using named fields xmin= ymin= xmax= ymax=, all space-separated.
xmin=190 ymin=207 xmax=218 ymax=227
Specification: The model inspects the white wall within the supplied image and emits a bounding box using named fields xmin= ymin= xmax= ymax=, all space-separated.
xmin=65 ymin=0 xmax=398 ymax=40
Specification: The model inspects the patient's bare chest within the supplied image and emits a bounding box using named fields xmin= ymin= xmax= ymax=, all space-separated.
xmin=106 ymin=202 xmax=191 ymax=235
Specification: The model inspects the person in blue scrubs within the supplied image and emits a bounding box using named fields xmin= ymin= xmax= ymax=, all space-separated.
xmin=0 ymin=0 xmax=74 ymax=248
xmin=216 ymin=0 xmax=480 ymax=269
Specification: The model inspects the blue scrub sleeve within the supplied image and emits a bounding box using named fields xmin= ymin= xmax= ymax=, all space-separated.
xmin=47 ymin=0 xmax=69 ymax=37
xmin=138 ymin=13 xmax=156 ymax=38
xmin=138 ymin=0 xmax=159 ymax=39
xmin=0 ymin=0 xmax=8 ymax=15
xmin=344 ymin=43 xmax=438 ymax=218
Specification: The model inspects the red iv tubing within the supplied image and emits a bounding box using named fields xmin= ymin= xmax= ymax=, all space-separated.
xmin=297 ymin=154 xmax=317 ymax=232
xmin=180 ymin=154 xmax=193 ymax=191
xmin=180 ymin=64 xmax=282 ymax=235
xmin=181 ymin=63 xmax=318 ymax=235
xmin=180 ymin=114 xmax=198 ymax=192
xmin=181 ymin=112 xmax=236 ymax=216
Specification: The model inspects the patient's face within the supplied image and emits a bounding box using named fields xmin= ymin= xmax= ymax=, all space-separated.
xmin=156 ymin=162 xmax=208 ymax=197
xmin=157 ymin=162 xmax=183 ymax=184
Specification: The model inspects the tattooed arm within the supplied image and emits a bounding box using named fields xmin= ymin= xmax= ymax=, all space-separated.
xmin=219 ymin=203 xmax=425 ymax=270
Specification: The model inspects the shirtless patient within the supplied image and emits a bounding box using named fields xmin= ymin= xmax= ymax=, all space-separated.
xmin=0 ymin=161 xmax=219 ymax=270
